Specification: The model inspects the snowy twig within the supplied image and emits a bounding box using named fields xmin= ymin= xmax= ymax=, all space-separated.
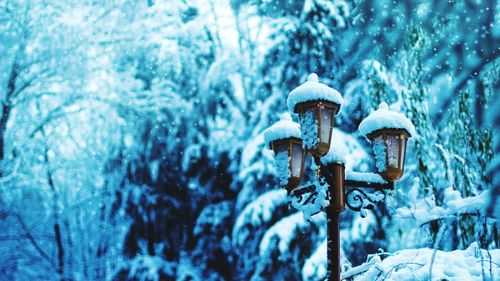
xmin=476 ymin=260 xmax=500 ymax=267
xmin=341 ymin=255 xmax=381 ymax=279
xmin=382 ymin=262 xmax=425 ymax=280
xmin=429 ymin=222 xmax=450 ymax=280
xmin=13 ymin=213 xmax=54 ymax=267
xmin=419 ymin=213 xmax=481 ymax=228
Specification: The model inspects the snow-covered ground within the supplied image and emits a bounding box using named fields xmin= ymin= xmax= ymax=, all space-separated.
xmin=344 ymin=242 xmax=499 ymax=281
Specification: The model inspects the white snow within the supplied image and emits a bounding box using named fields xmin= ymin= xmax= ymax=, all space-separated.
xmin=194 ymin=201 xmax=231 ymax=235
xmin=237 ymin=133 xmax=275 ymax=186
xmin=361 ymin=60 xmax=389 ymax=84
xmin=396 ymin=189 xmax=490 ymax=226
xmin=299 ymin=108 xmax=319 ymax=149
xmin=263 ymin=118 xmax=301 ymax=148
xmin=320 ymin=128 xmax=369 ymax=170
xmin=289 ymin=179 xmax=330 ymax=220
xmin=373 ymin=136 xmax=387 ymax=173
xmin=345 ymin=171 xmax=387 ymax=184
xmin=149 ymin=160 xmax=160 ymax=181
xmin=258 ymin=212 xmax=325 ymax=256
xmin=345 ymin=242 xmax=500 ymax=281
xmin=321 ymin=142 xmax=346 ymax=165
xmin=302 ymin=239 xmax=327 ymax=281
xmin=232 ymin=189 xmax=288 ymax=247
xmin=240 ymin=134 xmax=265 ymax=169
xmin=358 ymin=102 xmax=416 ymax=138
xmin=287 ymin=73 xmax=344 ymax=113
xmin=127 ymin=255 xmax=176 ymax=281
xmin=275 ymin=151 xmax=291 ymax=186
xmin=302 ymin=232 xmax=347 ymax=281
xmin=445 ymin=189 xmax=490 ymax=216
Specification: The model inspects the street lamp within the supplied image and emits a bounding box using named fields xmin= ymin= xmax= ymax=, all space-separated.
xmin=358 ymin=102 xmax=415 ymax=182
xmin=264 ymin=74 xmax=415 ymax=281
xmin=264 ymin=119 xmax=306 ymax=192
xmin=287 ymin=73 xmax=343 ymax=158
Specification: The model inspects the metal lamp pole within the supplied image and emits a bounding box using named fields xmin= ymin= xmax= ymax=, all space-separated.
xmin=290 ymin=161 xmax=395 ymax=281
xmin=276 ymin=155 xmax=405 ymax=281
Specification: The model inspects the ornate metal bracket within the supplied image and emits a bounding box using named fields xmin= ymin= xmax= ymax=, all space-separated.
xmin=344 ymin=187 xmax=388 ymax=217
xmin=289 ymin=184 xmax=318 ymax=209
xmin=288 ymin=173 xmax=394 ymax=218
xmin=343 ymin=172 xmax=393 ymax=217
xmin=288 ymin=179 xmax=329 ymax=218
xmin=289 ymin=184 xmax=315 ymax=198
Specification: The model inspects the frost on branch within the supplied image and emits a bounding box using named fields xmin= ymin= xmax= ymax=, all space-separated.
xmin=253 ymin=212 xmax=326 ymax=280
xmin=343 ymin=243 xmax=499 ymax=281
xmin=396 ymin=188 xmax=490 ymax=227
xmin=232 ymin=189 xmax=288 ymax=247
xmin=302 ymin=239 xmax=328 ymax=281
xmin=113 ymin=255 xmax=176 ymax=281
xmin=259 ymin=213 xmax=326 ymax=254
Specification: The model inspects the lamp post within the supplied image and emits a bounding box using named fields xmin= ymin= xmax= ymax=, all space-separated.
xmin=263 ymin=74 xmax=415 ymax=281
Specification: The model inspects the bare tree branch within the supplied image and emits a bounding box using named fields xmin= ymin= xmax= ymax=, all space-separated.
xmin=13 ymin=213 xmax=54 ymax=267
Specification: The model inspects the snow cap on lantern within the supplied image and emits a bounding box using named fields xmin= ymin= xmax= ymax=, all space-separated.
xmin=358 ymin=102 xmax=416 ymax=138
xmin=263 ymin=114 xmax=301 ymax=148
xmin=358 ymin=102 xmax=415 ymax=182
xmin=263 ymin=115 xmax=306 ymax=191
xmin=287 ymin=73 xmax=344 ymax=158
xmin=287 ymin=73 xmax=344 ymax=113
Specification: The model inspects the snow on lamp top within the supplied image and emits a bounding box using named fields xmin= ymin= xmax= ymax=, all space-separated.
xmin=263 ymin=116 xmax=302 ymax=148
xmin=358 ymin=102 xmax=416 ymax=138
xmin=320 ymin=142 xmax=346 ymax=165
xmin=287 ymin=73 xmax=344 ymax=113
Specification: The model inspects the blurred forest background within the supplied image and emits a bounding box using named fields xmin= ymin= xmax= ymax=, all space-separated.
xmin=0 ymin=0 xmax=498 ymax=280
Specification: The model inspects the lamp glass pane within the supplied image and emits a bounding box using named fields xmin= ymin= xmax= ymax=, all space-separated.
xmin=386 ymin=135 xmax=399 ymax=168
xmin=291 ymin=143 xmax=303 ymax=177
xmin=400 ymin=138 xmax=407 ymax=168
xmin=320 ymin=107 xmax=334 ymax=143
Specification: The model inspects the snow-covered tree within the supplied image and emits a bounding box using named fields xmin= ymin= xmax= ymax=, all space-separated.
xmin=1 ymin=0 xmax=498 ymax=280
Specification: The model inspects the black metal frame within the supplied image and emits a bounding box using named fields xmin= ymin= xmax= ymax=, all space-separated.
xmin=289 ymin=175 xmax=393 ymax=214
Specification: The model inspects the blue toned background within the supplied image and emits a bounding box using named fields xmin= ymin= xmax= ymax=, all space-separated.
xmin=0 ymin=0 xmax=498 ymax=280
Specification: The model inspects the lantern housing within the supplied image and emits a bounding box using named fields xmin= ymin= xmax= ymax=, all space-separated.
xmin=264 ymin=118 xmax=306 ymax=191
xmin=287 ymin=73 xmax=344 ymax=158
xmin=269 ymin=137 xmax=306 ymax=191
xmin=367 ymin=128 xmax=410 ymax=182
xmin=358 ymin=102 xmax=415 ymax=183
xmin=295 ymin=101 xmax=339 ymax=157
